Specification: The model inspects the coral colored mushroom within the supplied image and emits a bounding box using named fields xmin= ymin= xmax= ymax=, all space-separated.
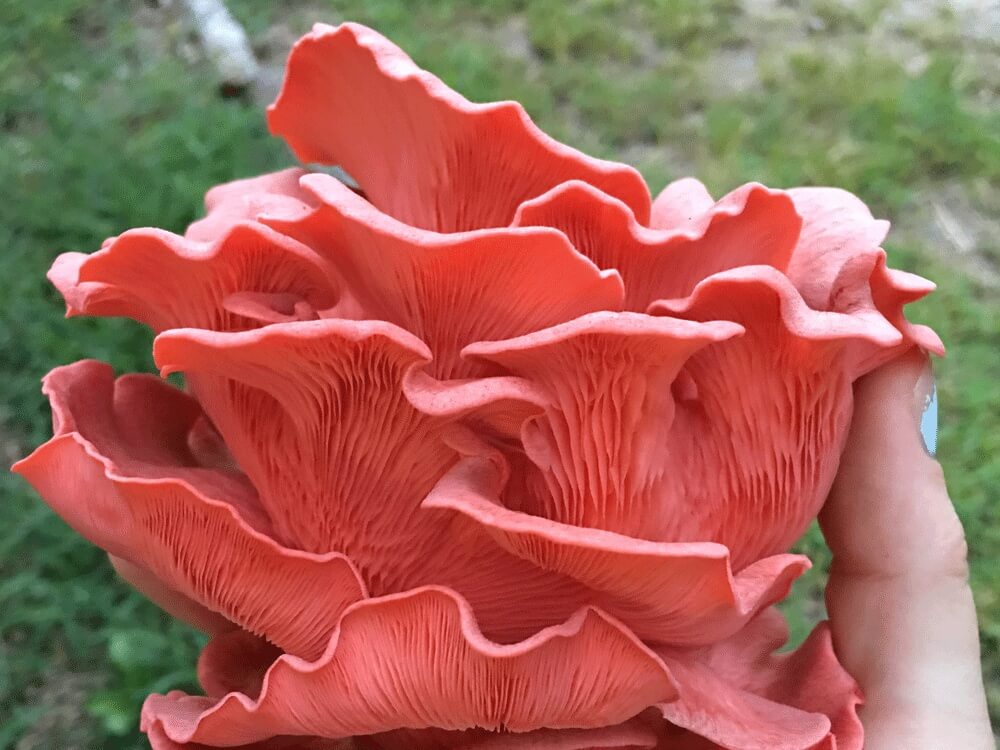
xmin=268 ymin=22 xmax=651 ymax=231
xmin=12 ymin=362 xmax=366 ymax=659
xmin=141 ymin=587 xmax=678 ymax=743
xmin=261 ymin=173 xmax=626 ymax=378
xmin=15 ymin=20 xmax=945 ymax=750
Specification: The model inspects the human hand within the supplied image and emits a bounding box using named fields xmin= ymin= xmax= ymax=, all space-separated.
xmin=821 ymin=349 xmax=994 ymax=749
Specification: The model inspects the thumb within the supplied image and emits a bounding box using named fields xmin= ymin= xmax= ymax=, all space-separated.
xmin=820 ymin=348 xmax=993 ymax=749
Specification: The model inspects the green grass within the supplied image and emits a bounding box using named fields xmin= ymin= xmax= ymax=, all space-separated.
xmin=2 ymin=0 xmax=998 ymax=746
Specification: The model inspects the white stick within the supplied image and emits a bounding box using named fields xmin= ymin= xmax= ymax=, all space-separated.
xmin=180 ymin=0 xmax=259 ymax=87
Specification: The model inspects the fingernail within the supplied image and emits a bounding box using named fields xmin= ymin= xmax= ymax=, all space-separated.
xmin=915 ymin=358 xmax=937 ymax=456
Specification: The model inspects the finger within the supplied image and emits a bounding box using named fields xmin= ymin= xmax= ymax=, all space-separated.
xmin=820 ymin=348 xmax=993 ymax=749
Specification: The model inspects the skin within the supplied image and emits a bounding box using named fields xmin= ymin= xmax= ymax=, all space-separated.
xmin=821 ymin=349 xmax=995 ymax=749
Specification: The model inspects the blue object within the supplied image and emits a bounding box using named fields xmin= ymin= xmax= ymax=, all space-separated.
xmin=920 ymin=383 xmax=938 ymax=456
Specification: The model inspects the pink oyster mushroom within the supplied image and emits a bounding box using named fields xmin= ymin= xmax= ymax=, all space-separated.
xmin=13 ymin=22 xmax=943 ymax=750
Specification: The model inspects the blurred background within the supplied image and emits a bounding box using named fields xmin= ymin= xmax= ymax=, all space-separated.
xmin=1 ymin=0 xmax=998 ymax=747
